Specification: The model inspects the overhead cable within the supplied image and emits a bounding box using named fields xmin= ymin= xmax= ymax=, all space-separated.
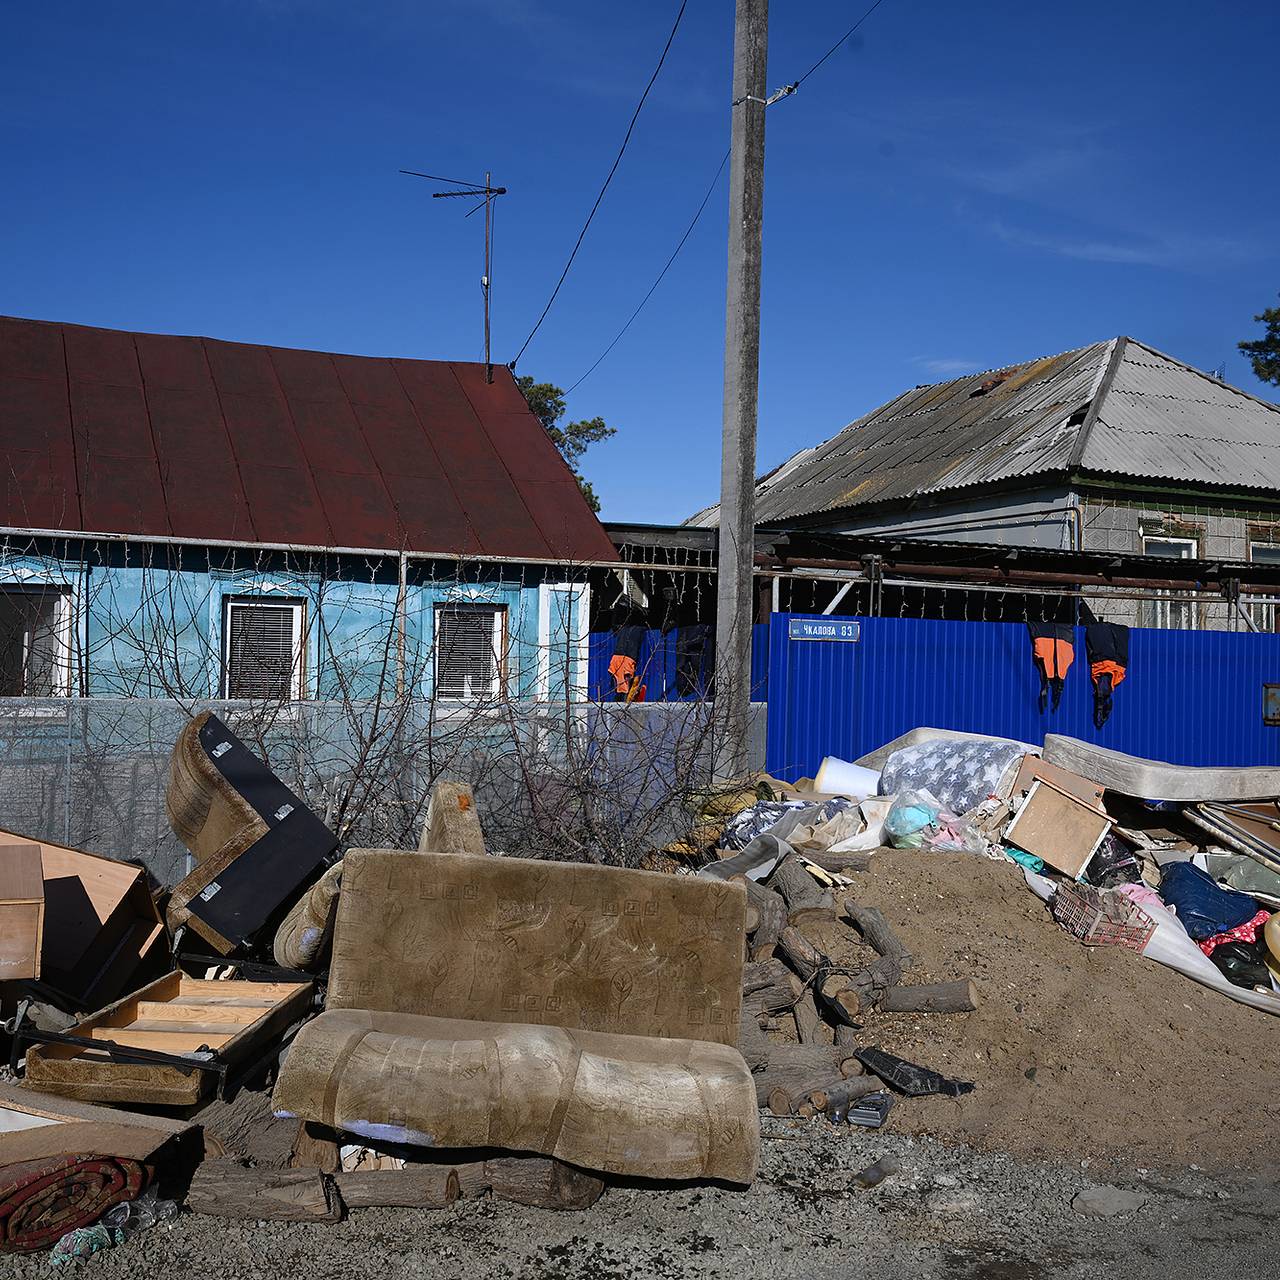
xmin=509 ymin=0 xmax=690 ymax=368
xmin=567 ymin=148 xmax=729 ymax=393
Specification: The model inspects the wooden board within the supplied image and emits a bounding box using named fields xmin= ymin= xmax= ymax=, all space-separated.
xmin=0 ymin=843 xmax=44 ymax=981
xmin=0 ymin=827 xmax=167 ymax=1009
xmin=24 ymin=971 xmax=313 ymax=1107
xmin=1005 ymin=779 xmax=1113 ymax=878
xmin=327 ymin=850 xmax=746 ymax=1044
xmin=1010 ymin=755 xmax=1106 ymax=810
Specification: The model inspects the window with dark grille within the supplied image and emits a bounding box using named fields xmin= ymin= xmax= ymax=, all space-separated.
xmin=0 ymin=588 xmax=67 ymax=696
xmin=223 ymin=599 xmax=304 ymax=699
xmin=435 ymin=605 xmax=505 ymax=699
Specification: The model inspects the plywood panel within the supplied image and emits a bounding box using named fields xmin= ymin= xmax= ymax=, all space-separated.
xmin=327 ymin=850 xmax=746 ymax=1045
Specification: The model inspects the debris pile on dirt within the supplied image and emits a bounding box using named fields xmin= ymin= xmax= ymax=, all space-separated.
xmin=845 ymin=847 xmax=1280 ymax=1171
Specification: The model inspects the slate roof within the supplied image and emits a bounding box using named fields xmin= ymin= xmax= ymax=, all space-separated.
xmin=0 ymin=316 xmax=618 ymax=562
xmin=688 ymin=338 xmax=1280 ymax=526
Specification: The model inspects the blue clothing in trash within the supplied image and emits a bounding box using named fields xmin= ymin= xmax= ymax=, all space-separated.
xmin=1158 ymin=861 xmax=1259 ymax=941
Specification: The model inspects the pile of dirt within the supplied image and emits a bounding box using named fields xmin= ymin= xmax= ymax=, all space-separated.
xmin=815 ymin=848 xmax=1280 ymax=1172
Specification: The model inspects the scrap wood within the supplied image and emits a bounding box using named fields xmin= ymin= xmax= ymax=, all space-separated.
xmin=186 ymin=1160 xmax=342 ymax=1222
xmin=335 ymin=1167 xmax=459 ymax=1209
xmin=420 ymin=781 xmax=488 ymax=857
xmin=770 ymin=857 xmax=834 ymax=923
xmin=732 ymin=876 xmax=786 ymax=960
xmin=807 ymin=1076 xmax=885 ymax=1115
xmin=880 ymin=980 xmax=978 ymax=1014
xmin=748 ymin=1044 xmax=862 ymax=1111
xmin=793 ymin=850 xmax=872 ymax=874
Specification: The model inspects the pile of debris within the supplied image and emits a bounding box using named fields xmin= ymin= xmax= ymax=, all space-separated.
xmin=4 ymin=710 xmax=1280 ymax=1263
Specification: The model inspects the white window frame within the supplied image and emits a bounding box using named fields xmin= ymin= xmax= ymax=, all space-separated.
xmin=536 ymin=583 xmax=590 ymax=702
xmin=1141 ymin=534 xmax=1197 ymax=630
xmin=0 ymin=584 xmax=74 ymax=698
xmin=434 ymin=603 xmax=507 ymax=701
xmin=221 ymin=597 xmax=306 ymax=701
xmin=1249 ymin=542 xmax=1280 ymax=632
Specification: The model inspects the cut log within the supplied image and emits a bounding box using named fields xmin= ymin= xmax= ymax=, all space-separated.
xmin=336 ymin=1167 xmax=460 ymax=1209
xmin=880 ymin=980 xmax=978 ymax=1014
xmin=289 ymin=1120 xmax=340 ymax=1174
xmin=732 ymin=877 xmax=787 ymax=960
xmin=796 ymin=851 xmax=872 ymax=874
xmin=769 ymin=857 xmax=834 ymax=920
xmin=742 ymin=972 xmax=803 ymax=1023
xmin=792 ymin=990 xmax=823 ymax=1045
xmin=186 ymin=1162 xmax=342 ymax=1222
xmin=742 ymin=957 xmax=797 ymax=995
xmin=484 ymin=1156 xmax=604 ymax=1210
xmin=834 ymin=1023 xmax=859 ymax=1049
xmin=845 ymin=902 xmax=913 ymax=972
xmin=808 ymin=1076 xmax=885 ymax=1114
xmin=420 ymin=781 xmax=487 ymax=856
xmin=749 ymin=1044 xmax=861 ymax=1109
xmin=775 ymin=925 xmax=824 ymax=981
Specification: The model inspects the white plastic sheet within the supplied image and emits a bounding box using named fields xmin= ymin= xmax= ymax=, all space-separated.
xmin=1023 ymin=868 xmax=1280 ymax=1016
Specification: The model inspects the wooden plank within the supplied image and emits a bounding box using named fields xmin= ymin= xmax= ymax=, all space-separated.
xmin=0 ymin=842 xmax=45 ymax=981
xmin=176 ymin=978 xmax=307 ymax=999
xmin=84 ymin=1027 xmax=235 ymax=1050
xmin=134 ymin=1001 xmax=268 ymax=1024
xmin=1010 ymin=754 xmax=1106 ymax=810
xmin=1005 ymin=779 xmax=1112 ymax=878
xmin=0 ymin=841 xmax=45 ymax=900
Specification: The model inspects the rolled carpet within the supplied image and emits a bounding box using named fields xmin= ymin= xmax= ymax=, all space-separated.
xmin=0 ymin=1155 xmax=147 ymax=1254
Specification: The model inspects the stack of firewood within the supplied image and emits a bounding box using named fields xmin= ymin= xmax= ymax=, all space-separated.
xmin=733 ymin=848 xmax=977 ymax=1120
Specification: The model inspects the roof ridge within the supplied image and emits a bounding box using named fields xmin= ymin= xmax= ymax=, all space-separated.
xmin=1119 ymin=337 xmax=1280 ymax=417
xmin=1068 ymin=337 xmax=1128 ymax=470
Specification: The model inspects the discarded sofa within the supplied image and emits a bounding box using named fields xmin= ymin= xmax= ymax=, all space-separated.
xmin=165 ymin=712 xmax=338 ymax=953
xmin=272 ymin=849 xmax=759 ymax=1184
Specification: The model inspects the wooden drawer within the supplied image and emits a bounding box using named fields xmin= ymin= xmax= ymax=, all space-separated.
xmin=24 ymin=971 xmax=313 ymax=1107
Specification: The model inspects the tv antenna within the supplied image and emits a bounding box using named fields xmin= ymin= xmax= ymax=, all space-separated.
xmin=400 ymin=168 xmax=508 ymax=382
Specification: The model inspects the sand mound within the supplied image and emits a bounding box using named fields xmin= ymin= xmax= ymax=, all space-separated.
xmin=814 ymin=848 xmax=1280 ymax=1171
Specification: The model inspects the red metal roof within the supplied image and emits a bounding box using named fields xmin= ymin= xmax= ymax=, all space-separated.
xmin=0 ymin=316 xmax=618 ymax=562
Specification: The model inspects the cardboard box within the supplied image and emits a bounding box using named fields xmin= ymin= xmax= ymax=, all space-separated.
xmin=0 ymin=843 xmax=45 ymax=981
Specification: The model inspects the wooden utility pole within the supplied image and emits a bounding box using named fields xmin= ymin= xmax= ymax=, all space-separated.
xmin=714 ymin=0 xmax=769 ymax=779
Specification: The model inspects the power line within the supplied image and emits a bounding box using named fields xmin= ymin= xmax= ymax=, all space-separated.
xmin=509 ymin=0 xmax=689 ymax=369
xmin=568 ymin=148 xmax=729 ymax=394
xmin=794 ymin=0 xmax=889 ymax=88
xmin=552 ymin=0 xmax=895 ymax=389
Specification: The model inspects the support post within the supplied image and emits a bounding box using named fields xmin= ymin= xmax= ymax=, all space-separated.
xmin=714 ymin=0 xmax=769 ymax=780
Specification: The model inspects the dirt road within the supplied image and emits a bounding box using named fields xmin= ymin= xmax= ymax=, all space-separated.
xmin=11 ymin=1118 xmax=1274 ymax=1280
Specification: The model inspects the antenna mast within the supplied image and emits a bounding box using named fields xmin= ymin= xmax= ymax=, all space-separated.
xmin=400 ymin=168 xmax=508 ymax=382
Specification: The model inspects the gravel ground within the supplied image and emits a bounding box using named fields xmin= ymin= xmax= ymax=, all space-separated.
xmin=10 ymin=1119 xmax=1275 ymax=1280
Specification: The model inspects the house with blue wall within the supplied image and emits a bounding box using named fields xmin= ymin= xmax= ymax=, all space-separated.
xmin=0 ymin=316 xmax=617 ymax=705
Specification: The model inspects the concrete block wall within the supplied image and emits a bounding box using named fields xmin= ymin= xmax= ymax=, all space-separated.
xmin=1081 ymin=494 xmax=1280 ymax=631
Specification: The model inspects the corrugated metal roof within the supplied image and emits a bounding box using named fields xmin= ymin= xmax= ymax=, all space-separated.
xmin=0 ymin=316 xmax=618 ymax=562
xmin=689 ymin=337 xmax=1280 ymax=527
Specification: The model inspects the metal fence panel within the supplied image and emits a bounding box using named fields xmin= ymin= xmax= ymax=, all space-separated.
xmin=767 ymin=613 xmax=1280 ymax=781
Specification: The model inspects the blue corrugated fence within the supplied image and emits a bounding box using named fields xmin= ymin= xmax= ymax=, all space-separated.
xmin=588 ymin=624 xmax=769 ymax=701
xmin=767 ymin=613 xmax=1280 ymax=781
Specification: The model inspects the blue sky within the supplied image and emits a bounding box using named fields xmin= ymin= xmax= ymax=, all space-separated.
xmin=4 ymin=1 xmax=1278 ymax=523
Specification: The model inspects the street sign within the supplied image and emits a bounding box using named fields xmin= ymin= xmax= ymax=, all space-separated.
xmin=787 ymin=618 xmax=860 ymax=643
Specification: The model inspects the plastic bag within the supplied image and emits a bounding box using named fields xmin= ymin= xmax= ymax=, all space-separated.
xmin=883 ymin=790 xmax=941 ymax=848
xmin=1159 ymin=862 xmax=1260 ymax=941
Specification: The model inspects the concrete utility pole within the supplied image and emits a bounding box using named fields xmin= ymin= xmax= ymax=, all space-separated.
xmin=714 ymin=0 xmax=769 ymax=780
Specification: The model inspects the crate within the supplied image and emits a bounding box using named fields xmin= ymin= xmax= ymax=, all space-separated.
xmin=1051 ymin=883 xmax=1155 ymax=952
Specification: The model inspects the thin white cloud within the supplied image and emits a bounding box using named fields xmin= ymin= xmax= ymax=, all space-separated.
xmin=912 ymin=356 xmax=978 ymax=376
xmin=987 ymin=219 xmax=1262 ymax=270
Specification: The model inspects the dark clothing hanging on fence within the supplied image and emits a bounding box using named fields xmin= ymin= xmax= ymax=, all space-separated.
xmin=675 ymin=624 xmax=713 ymax=697
xmin=1028 ymin=621 xmax=1074 ymax=712
xmin=1086 ymin=622 xmax=1130 ymax=727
